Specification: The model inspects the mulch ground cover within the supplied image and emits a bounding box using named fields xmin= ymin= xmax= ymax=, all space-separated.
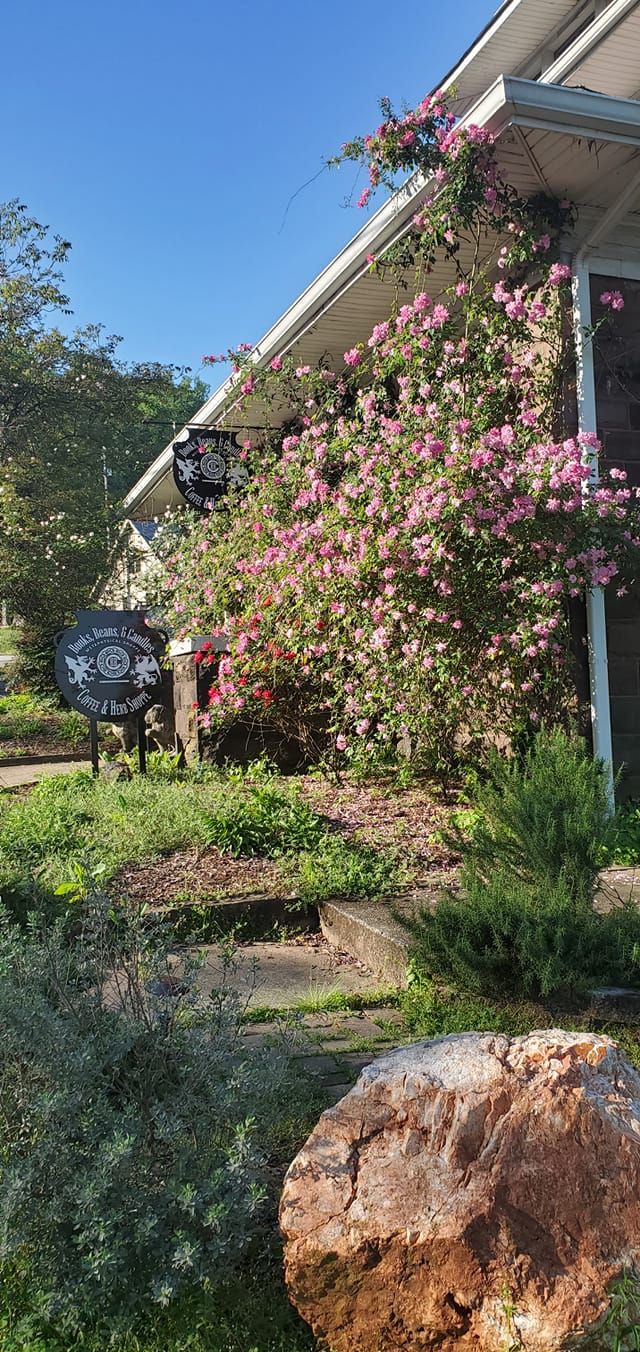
xmin=0 ymin=720 xmax=89 ymax=760
xmin=114 ymin=776 xmax=460 ymax=909
xmin=0 ymin=720 xmax=120 ymax=760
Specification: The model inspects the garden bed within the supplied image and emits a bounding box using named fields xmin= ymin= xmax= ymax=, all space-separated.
xmin=114 ymin=775 xmax=458 ymax=912
xmin=0 ymin=693 xmax=120 ymax=760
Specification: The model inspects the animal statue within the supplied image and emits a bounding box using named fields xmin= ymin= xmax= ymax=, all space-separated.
xmin=144 ymin=703 xmax=174 ymax=749
xmin=110 ymin=703 xmax=174 ymax=754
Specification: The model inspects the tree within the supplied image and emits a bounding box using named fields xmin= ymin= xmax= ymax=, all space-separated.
xmin=0 ymin=200 xmax=207 ymax=690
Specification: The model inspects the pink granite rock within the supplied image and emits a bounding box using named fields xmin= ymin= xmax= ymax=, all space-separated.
xmin=280 ymin=1030 xmax=640 ymax=1350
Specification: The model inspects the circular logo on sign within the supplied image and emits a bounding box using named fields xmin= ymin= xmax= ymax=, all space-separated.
xmin=96 ymin=644 xmax=130 ymax=678
xmin=200 ymin=452 xmax=226 ymax=481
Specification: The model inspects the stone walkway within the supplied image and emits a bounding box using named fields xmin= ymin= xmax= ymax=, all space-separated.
xmin=0 ymin=757 xmax=90 ymax=789
xmin=239 ymin=1004 xmax=411 ymax=1103
xmin=189 ymin=940 xmax=389 ymax=1008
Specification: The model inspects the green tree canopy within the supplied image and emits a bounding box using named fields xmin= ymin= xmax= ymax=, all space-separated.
xmin=0 ymin=200 xmax=207 ymax=688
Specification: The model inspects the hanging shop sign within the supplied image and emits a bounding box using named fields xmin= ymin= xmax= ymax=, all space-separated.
xmin=172 ymin=427 xmax=249 ymax=511
xmin=54 ymin=610 xmax=166 ymax=722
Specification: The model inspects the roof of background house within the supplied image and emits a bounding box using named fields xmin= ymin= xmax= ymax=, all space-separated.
xmin=130 ymin=520 xmax=159 ymax=545
xmin=124 ymin=0 xmax=640 ymax=517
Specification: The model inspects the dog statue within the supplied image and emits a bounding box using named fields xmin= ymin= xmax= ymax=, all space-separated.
xmin=111 ymin=703 xmax=174 ymax=753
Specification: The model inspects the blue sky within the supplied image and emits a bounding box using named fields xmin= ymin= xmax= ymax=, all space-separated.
xmin=2 ymin=0 xmax=496 ymax=387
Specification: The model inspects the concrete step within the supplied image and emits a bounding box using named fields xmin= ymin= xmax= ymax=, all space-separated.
xmin=319 ymin=867 xmax=640 ymax=988
xmin=319 ymin=898 xmax=415 ymax=987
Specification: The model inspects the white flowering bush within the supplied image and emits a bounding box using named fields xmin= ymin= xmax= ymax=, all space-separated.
xmin=0 ymin=897 xmax=293 ymax=1335
xmin=165 ymin=92 xmax=640 ymax=773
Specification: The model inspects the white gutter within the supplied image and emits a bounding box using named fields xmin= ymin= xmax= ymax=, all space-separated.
xmin=571 ymin=159 xmax=640 ymax=808
xmin=477 ymin=76 xmax=640 ymax=145
xmin=125 ymin=77 xmax=640 ymax=514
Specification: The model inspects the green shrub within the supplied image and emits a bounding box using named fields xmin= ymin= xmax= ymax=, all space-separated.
xmin=296 ymin=834 xmax=399 ymax=903
xmin=453 ymin=727 xmax=615 ymax=907
xmin=608 ymin=801 xmax=640 ymax=866
xmin=203 ymin=780 xmax=327 ymax=857
xmin=405 ymin=867 xmax=640 ymax=999
xmin=403 ymin=728 xmax=637 ymax=1001
xmin=57 ymin=707 xmax=87 ymax=748
xmin=0 ymin=897 xmax=296 ymax=1336
xmin=0 ymin=1260 xmax=316 ymax=1352
xmin=401 ymin=977 xmax=549 ymax=1039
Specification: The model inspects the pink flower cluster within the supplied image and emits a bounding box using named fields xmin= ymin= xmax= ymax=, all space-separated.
xmin=167 ymin=91 xmax=640 ymax=769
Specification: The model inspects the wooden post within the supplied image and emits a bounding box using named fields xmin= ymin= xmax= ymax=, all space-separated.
xmin=137 ymin=715 xmax=147 ymax=776
xmin=89 ymin=719 xmax=99 ymax=777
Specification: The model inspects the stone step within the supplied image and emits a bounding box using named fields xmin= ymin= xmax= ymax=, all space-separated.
xmin=319 ymin=868 xmax=640 ymax=989
xmin=319 ymin=898 xmax=414 ymax=987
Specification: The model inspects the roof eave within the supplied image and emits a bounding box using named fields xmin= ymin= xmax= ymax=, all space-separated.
xmin=124 ymin=76 xmax=640 ymax=515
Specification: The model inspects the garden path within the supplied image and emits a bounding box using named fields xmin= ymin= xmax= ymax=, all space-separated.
xmin=190 ymin=939 xmax=385 ymax=1009
xmin=239 ymin=1004 xmax=411 ymax=1104
xmin=0 ymin=757 xmax=91 ymax=788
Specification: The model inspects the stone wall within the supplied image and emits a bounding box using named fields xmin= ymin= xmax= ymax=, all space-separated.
xmin=591 ymin=274 xmax=640 ymax=797
xmin=172 ymin=653 xmax=212 ymax=762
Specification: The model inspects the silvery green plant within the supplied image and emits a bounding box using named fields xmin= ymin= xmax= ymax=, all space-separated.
xmin=0 ymin=895 xmax=290 ymax=1334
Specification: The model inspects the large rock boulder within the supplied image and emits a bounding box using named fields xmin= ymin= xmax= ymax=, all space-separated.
xmin=280 ymin=1031 xmax=640 ymax=1351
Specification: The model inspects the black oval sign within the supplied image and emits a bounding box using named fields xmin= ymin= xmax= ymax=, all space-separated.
xmin=55 ymin=610 xmax=166 ymax=722
xmin=172 ymin=427 xmax=249 ymax=511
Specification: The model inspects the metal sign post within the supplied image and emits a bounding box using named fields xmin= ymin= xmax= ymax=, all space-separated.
xmin=89 ymin=718 xmax=100 ymax=777
xmin=137 ymin=715 xmax=147 ymax=776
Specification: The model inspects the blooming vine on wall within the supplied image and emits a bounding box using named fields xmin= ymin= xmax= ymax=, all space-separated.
xmin=163 ymin=92 xmax=640 ymax=772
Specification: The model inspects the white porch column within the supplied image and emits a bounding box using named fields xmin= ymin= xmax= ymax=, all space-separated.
xmin=571 ymin=256 xmax=615 ymax=810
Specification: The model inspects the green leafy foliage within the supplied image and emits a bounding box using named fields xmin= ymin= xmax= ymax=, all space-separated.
xmin=296 ymin=834 xmax=400 ymax=904
xmin=202 ymin=780 xmax=327 ymax=857
xmin=402 ymin=977 xmax=550 ymax=1040
xmin=0 ymin=200 xmax=206 ymax=691
xmin=0 ymin=896 xmax=300 ymax=1336
xmin=0 ymin=1261 xmax=316 ymax=1352
xmin=0 ymin=694 xmax=89 ymax=751
xmin=0 ymin=768 xmax=398 ymax=921
xmin=405 ymin=871 xmax=640 ymax=999
xmin=608 ymin=802 xmax=640 ymax=866
xmin=592 ymin=1274 xmax=640 ymax=1351
xmin=449 ymin=727 xmax=615 ymax=906
xmin=405 ymin=730 xmax=640 ymax=999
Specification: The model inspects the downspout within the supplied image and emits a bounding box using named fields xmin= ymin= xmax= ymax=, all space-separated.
xmin=571 ymin=162 xmax=640 ymax=810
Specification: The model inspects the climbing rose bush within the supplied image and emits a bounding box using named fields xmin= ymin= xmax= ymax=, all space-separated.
xmin=165 ymin=92 xmax=640 ymax=772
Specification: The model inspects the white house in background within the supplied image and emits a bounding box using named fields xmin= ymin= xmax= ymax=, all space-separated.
xmin=97 ymin=519 xmax=161 ymax=611
xmin=123 ymin=0 xmax=640 ymax=799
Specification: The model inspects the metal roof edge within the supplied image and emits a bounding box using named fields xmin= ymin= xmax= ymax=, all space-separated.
xmin=124 ymin=75 xmax=640 ymax=513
